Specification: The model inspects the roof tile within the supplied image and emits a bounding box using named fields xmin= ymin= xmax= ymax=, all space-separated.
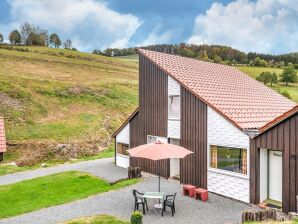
xmin=138 ymin=49 xmax=297 ymax=130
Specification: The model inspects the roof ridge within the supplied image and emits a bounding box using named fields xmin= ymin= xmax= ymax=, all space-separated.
xmin=137 ymin=49 xmax=296 ymax=130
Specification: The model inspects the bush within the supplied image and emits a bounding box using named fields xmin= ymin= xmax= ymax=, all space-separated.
xmin=281 ymin=90 xmax=292 ymax=99
xmin=130 ymin=211 xmax=143 ymax=224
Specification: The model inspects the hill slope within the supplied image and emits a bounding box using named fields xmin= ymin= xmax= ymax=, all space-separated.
xmin=0 ymin=46 xmax=138 ymax=165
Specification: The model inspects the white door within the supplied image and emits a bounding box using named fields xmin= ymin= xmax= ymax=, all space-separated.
xmin=170 ymin=158 xmax=180 ymax=177
xmin=269 ymin=150 xmax=282 ymax=202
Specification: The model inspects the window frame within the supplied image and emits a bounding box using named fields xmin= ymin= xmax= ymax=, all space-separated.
xmin=168 ymin=95 xmax=180 ymax=119
xmin=147 ymin=135 xmax=167 ymax=144
xmin=116 ymin=142 xmax=130 ymax=157
xmin=209 ymin=144 xmax=248 ymax=176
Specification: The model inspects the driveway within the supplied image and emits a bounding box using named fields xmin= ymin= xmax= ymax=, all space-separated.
xmin=0 ymin=157 xmax=127 ymax=184
xmin=0 ymin=176 xmax=255 ymax=224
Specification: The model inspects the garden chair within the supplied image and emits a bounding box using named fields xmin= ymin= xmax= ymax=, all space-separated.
xmin=132 ymin=189 xmax=148 ymax=215
xmin=162 ymin=192 xmax=177 ymax=217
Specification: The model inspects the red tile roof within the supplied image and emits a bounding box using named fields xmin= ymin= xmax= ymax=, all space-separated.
xmin=0 ymin=117 xmax=6 ymax=153
xmin=138 ymin=49 xmax=297 ymax=130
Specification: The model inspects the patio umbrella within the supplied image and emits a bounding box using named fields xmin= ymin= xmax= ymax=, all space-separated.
xmin=128 ymin=140 xmax=193 ymax=192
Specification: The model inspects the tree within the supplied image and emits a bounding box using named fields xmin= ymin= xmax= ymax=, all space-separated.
xmin=0 ymin=33 xmax=3 ymax=44
xmin=63 ymin=39 xmax=72 ymax=49
xmin=280 ymin=67 xmax=298 ymax=86
xmin=253 ymin=57 xmax=268 ymax=67
xmin=256 ymin=72 xmax=271 ymax=85
xmin=269 ymin=72 xmax=278 ymax=86
xmin=213 ymin=55 xmax=222 ymax=63
xmin=9 ymin=30 xmax=21 ymax=45
xmin=19 ymin=22 xmax=48 ymax=46
xmin=49 ymin=33 xmax=61 ymax=48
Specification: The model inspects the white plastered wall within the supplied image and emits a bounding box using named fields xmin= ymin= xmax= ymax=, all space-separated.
xmin=207 ymin=106 xmax=250 ymax=203
xmin=168 ymin=76 xmax=180 ymax=176
xmin=115 ymin=123 xmax=130 ymax=168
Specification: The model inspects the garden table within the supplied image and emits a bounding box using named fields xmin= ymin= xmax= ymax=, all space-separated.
xmin=143 ymin=192 xmax=165 ymax=214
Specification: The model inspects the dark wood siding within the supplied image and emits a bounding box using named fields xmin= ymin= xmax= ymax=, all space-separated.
xmin=250 ymin=112 xmax=298 ymax=213
xmin=180 ymin=86 xmax=208 ymax=188
xmin=129 ymin=54 xmax=170 ymax=178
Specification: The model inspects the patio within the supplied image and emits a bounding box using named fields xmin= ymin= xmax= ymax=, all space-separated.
xmin=0 ymin=175 xmax=256 ymax=224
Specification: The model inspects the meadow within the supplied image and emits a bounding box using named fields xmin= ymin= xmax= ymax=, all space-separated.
xmin=0 ymin=46 xmax=138 ymax=165
xmin=0 ymin=46 xmax=297 ymax=167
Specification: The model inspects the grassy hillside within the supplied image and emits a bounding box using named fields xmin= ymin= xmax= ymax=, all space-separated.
xmin=236 ymin=66 xmax=298 ymax=103
xmin=0 ymin=47 xmax=297 ymax=166
xmin=0 ymin=46 xmax=138 ymax=165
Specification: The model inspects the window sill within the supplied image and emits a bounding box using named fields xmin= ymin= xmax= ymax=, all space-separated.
xmin=168 ymin=117 xmax=180 ymax=121
xmin=208 ymin=167 xmax=249 ymax=180
xmin=116 ymin=154 xmax=129 ymax=158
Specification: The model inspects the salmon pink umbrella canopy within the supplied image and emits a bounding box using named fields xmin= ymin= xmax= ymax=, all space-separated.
xmin=128 ymin=141 xmax=193 ymax=161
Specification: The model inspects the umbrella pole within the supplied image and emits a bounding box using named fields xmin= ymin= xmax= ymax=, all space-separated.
xmin=158 ymin=172 xmax=160 ymax=192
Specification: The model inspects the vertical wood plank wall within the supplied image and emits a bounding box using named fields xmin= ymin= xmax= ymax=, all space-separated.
xmin=250 ymin=112 xmax=298 ymax=213
xmin=129 ymin=54 xmax=170 ymax=178
xmin=180 ymin=86 xmax=208 ymax=188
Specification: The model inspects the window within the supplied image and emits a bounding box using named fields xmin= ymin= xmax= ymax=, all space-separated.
xmin=210 ymin=145 xmax=247 ymax=175
xmin=169 ymin=138 xmax=180 ymax=146
xmin=147 ymin=136 xmax=158 ymax=143
xmin=169 ymin=96 xmax=180 ymax=118
xmin=147 ymin=136 xmax=167 ymax=144
xmin=117 ymin=143 xmax=129 ymax=156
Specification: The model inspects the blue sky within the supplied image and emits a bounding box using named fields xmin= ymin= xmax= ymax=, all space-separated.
xmin=0 ymin=0 xmax=297 ymax=54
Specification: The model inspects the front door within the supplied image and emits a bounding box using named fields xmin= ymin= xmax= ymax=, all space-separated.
xmin=269 ymin=150 xmax=282 ymax=202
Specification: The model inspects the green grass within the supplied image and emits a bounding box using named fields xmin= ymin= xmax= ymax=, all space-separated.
xmin=64 ymin=214 xmax=129 ymax=224
xmin=0 ymin=146 xmax=115 ymax=176
xmin=0 ymin=171 xmax=139 ymax=219
xmin=0 ymin=46 xmax=138 ymax=165
xmin=0 ymin=164 xmax=33 ymax=176
xmin=236 ymin=66 xmax=298 ymax=103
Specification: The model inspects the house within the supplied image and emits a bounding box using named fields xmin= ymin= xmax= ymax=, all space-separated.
xmin=112 ymin=49 xmax=298 ymax=213
xmin=0 ymin=117 xmax=6 ymax=162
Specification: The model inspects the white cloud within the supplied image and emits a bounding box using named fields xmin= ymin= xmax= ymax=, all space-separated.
xmin=188 ymin=0 xmax=298 ymax=54
xmin=136 ymin=25 xmax=180 ymax=46
xmin=0 ymin=0 xmax=142 ymax=51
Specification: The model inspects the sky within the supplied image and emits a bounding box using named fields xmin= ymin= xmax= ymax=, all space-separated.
xmin=0 ymin=0 xmax=297 ymax=54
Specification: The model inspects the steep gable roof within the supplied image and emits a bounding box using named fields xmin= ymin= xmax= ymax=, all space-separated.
xmin=138 ymin=49 xmax=297 ymax=130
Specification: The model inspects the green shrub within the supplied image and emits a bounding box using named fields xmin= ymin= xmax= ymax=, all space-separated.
xmin=130 ymin=211 xmax=143 ymax=224
xmin=281 ymin=90 xmax=292 ymax=99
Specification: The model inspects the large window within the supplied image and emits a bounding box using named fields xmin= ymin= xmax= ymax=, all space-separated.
xmin=117 ymin=143 xmax=129 ymax=156
xmin=169 ymin=96 xmax=180 ymax=118
xmin=210 ymin=145 xmax=247 ymax=175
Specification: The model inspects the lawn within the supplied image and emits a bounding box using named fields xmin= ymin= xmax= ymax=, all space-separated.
xmin=236 ymin=66 xmax=298 ymax=103
xmin=0 ymin=171 xmax=139 ymax=219
xmin=0 ymin=45 xmax=138 ymax=165
xmin=64 ymin=215 xmax=129 ymax=224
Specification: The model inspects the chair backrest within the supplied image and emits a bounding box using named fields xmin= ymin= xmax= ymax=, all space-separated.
xmin=132 ymin=189 xmax=143 ymax=200
xmin=166 ymin=192 xmax=177 ymax=202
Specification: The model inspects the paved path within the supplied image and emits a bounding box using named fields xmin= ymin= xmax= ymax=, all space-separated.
xmin=0 ymin=157 xmax=127 ymax=184
xmin=0 ymin=177 xmax=256 ymax=224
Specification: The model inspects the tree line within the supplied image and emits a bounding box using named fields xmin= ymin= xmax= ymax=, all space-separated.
xmin=0 ymin=22 xmax=76 ymax=50
xmin=94 ymin=43 xmax=298 ymax=68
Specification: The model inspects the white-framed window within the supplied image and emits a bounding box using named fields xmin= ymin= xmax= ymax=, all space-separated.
xmin=117 ymin=143 xmax=129 ymax=156
xmin=147 ymin=135 xmax=167 ymax=144
xmin=168 ymin=95 xmax=180 ymax=119
xmin=210 ymin=145 xmax=247 ymax=175
xmin=169 ymin=138 xmax=180 ymax=146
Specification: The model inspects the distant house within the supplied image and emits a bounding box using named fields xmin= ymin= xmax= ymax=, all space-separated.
xmin=0 ymin=117 xmax=6 ymax=162
xmin=113 ymin=49 xmax=298 ymax=213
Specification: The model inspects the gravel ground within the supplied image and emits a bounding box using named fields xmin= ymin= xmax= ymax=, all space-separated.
xmin=0 ymin=157 xmax=127 ymax=184
xmin=0 ymin=176 xmax=256 ymax=224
